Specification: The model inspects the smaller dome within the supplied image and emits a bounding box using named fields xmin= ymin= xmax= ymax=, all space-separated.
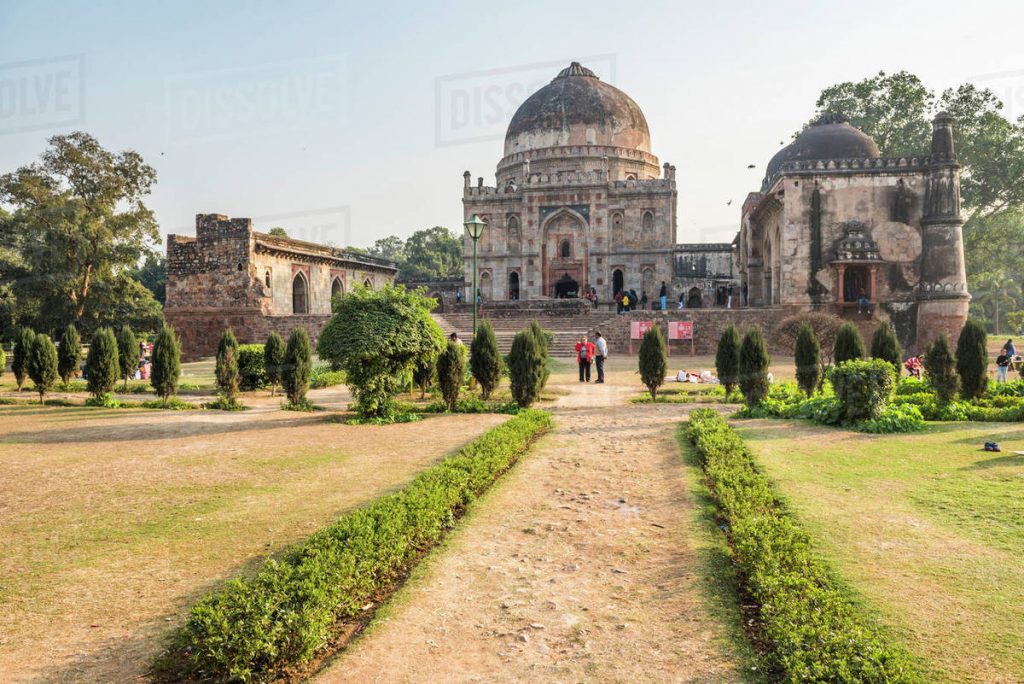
xmin=763 ymin=113 xmax=880 ymax=190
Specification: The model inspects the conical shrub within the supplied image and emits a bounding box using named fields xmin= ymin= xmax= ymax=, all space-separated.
xmin=263 ymin=331 xmax=285 ymax=397
xmin=834 ymin=322 xmax=866 ymax=365
xmin=58 ymin=324 xmax=82 ymax=389
xmin=470 ymin=320 xmax=501 ymax=400
xmin=151 ymin=326 xmax=181 ymax=402
xmin=639 ymin=325 xmax=667 ymax=400
xmin=739 ymin=326 xmax=771 ymax=407
xmin=28 ymin=333 xmax=58 ymax=404
xmin=924 ymin=334 xmax=959 ymax=403
xmin=12 ymin=326 xmax=35 ymax=391
xmin=794 ymin=323 xmax=821 ymax=398
xmin=86 ymin=327 xmax=120 ymax=399
xmin=715 ymin=324 xmax=741 ymax=397
xmin=282 ymin=327 xmax=312 ymax=406
xmin=870 ymin=322 xmax=902 ymax=377
xmin=509 ymin=328 xmax=544 ymax=408
xmin=956 ymin=319 xmax=988 ymax=400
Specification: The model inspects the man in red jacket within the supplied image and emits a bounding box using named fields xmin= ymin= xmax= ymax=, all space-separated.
xmin=576 ymin=335 xmax=596 ymax=383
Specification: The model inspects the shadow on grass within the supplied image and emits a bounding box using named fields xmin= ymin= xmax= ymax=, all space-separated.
xmin=960 ymin=452 xmax=1024 ymax=470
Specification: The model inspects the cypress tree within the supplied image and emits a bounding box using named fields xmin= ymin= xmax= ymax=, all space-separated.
xmin=28 ymin=333 xmax=59 ymax=404
xmin=412 ymin=356 xmax=434 ymax=398
xmin=794 ymin=323 xmax=822 ymax=398
xmin=12 ymin=326 xmax=35 ymax=391
xmin=263 ymin=331 xmax=285 ymax=397
xmin=956 ymin=319 xmax=989 ymax=400
xmin=639 ymin=325 xmax=668 ymax=400
xmin=527 ymin=319 xmax=551 ymax=389
xmin=58 ymin=324 xmax=82 ymax=389
xmin=282 ymin=327 xmax=312 ymax=406
xmin=436 ymin=340 xmax=466 ymax=411
xmin=509 ymin=328 xmax=544 ymax=408
xmin=924 ymin=334 xmax=959 ymax=403
xmin=834 ymin=322 xmax=866 ymax=365
xmin=86 ymin=327 xmax=120 ymax=399
xmin=215 ymin=328 xmax=241 ymax=405
xmin=469 ymin=320 xmax=501 ymax=400
xmin=151 ymin=326 xmax=181 ymax=402
xmin=117 ymin=325 xmax=139 ymax=390
xmin=870 ymin=322 xmax=902 ymax=377
xmin=738 ymin=326 xmax=771 ymax=407
xmin=715 ymin=323 xmax=741 ymax=397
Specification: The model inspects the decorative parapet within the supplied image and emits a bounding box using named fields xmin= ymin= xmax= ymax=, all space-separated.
xmin=463 ymin=173 xmax=674 ymax=198
xmin=763 ymin=155 xmax=933 ymax=191
xmin=917 ymin=281 xmax=970 ymax=300
xmin=497 ymin=144 xmax=659 ymax=172
xmin=253 ymin=233 xmax=397 ymax=273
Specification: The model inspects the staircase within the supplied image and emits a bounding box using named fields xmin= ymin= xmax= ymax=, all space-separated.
xmin=432 ymin=308 xmax=621 ymax=357
xmin=837 ymin=304 xmax=882 ymax=345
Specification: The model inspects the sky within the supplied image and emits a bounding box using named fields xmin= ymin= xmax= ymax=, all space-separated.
xmin=1 ymin=0 xmax=1023 ymax=251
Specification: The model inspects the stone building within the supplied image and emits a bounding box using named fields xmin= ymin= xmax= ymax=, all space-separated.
xmin=738 ymin=112 xmax=970 ymax=347
xmin=165 ymin=213 xmax=397 ymax=358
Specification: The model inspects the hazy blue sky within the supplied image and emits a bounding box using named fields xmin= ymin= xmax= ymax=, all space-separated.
xmin=2 ymin=0 xmax=1023 ymax=250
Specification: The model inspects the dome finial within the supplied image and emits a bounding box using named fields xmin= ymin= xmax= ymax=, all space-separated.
xmin=813 ymin=112 xmax=850 ymax=126
xmin=556 ymin=62 xmax=598 ymax=80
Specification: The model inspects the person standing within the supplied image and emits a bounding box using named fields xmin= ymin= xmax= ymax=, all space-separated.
xmin=659 ymin=281 xmax=667 ymax=311
xmin=678 ymin=291 xmax=686 ymax=310
xmin=997 ymin=349 xmax=1011 ymax=383
xmin=615 ymin=290 xmax=623 ymax=314
xmin=640 ymin=290 xmax=648 ymax=311
xmin=576 ymin=335 xmax=595 ymax=383
xmin=622 ymin=291 xmax=631 ymax=312
xmin=594 ymin=331 xmax=608 ymax=383
xmin=742 ymin=282 xmax=748 ymax=307
xmin=1003 ymin=338 xmax=1016 ymax=358
xmin=727 ymin=283 xmax=734 ymax=309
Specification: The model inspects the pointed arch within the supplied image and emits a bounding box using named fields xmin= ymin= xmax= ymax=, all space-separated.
xmin=641 ymin=210 xmax=655 ymax=247
xmin=331 ymin=276 xmax=344 ymax=299
xmin=292 ymin=271 xmax=309 ymax=314
xmin=610 ymin=211 xmax=624 ymax=247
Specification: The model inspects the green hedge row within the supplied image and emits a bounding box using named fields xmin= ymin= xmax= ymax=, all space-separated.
xmin=158 ymin=409 xmax=552 ymax=681
xmin=686 ymin=409 xmax=921 ymax=683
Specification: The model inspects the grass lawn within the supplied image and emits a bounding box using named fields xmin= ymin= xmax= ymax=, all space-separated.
xmin=735 ymin=418 xmax=1024 ymax=683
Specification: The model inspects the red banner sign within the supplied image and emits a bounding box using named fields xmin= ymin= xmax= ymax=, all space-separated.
xmin=630 ymin=321 xmax=654 ymax=339
xmin=668 ymin=321 xmax=694 ymax=340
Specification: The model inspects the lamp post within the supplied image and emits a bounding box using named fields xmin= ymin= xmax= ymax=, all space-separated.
xmin=463 ymin=214 xmax=487 ymax=337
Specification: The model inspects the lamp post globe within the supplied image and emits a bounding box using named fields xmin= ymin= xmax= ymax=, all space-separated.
xmin=463 ymin=214 xmax=487 ymax=337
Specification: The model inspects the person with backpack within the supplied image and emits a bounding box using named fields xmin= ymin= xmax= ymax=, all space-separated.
xmin=621 ymin=291 xmax=631 ymax=312
xmin=576 ymin=334 xmax=596 ymax=383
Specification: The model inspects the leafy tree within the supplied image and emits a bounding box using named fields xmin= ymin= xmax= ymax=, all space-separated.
xmin=508 ymin=328 xmax=544 ymax=408
xmin=924 ymin=334 xmax=959 ymax=403
xmin=267 ymin=227 xmax=289 ymax=237
xmin=715 ymin=323 xmax=741 ymax=397
xmin=263 ymin=331 xmax=285 ymax=397
xmin=318 ymin=284 xmax=444 ymax=418
xmin=85 ymin=327 xmax=119 ymax=399
xmin=368 ymin=235 xmax=407 ymax=265
xmin=131 ymin=253 xmax=166 ymax=305
xmin=12 ymin=326 xmax=34 ymax=391
xmin=401 ymin=226 xmax=463 ymax=280
xmin=0 ymin=132 xmax=161 ymax=334
xmin=773 ymin=312 xmax=843 ymax=368
xmin=116 ymin=325 xmax=139 ymax=390
xmin=870 ymin=322 xmax=903 ymax=377
xmin=638 ymin=325 xmax=668 ymax=400
xmin=282 ymin=328 xmax=312 ymax=407
xmin=794 ymin=323 xmax=822 ymax=398
xmin=58 ymin=324 xmax=82 ymax=389
xmin=738 ymin=326 xmax=771 ymax=407
xmin=956 ymin=319 xmax=989 ymax=400
xmin=216 ymin=328 xmax=241 ymax=405
xmin=470 ymin=320 xmax=501 ymax=399
xmin=436 ymin=340 xmax=466 ymax=411
xmin=527 ymin=319 xmax=551 ymax=389
xmin=151 ymin=326 xmax=181 ymax=402
xmin=834 ymin=323 xmax=866 ymax=365
xmin=28 ymin=333 xmax=58 ymax=404
xmin=970 ymin=269 xmax=1019 ymax=334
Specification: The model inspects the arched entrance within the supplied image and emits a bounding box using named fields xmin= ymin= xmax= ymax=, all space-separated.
xmin=331 ymin=277 xmax=344 ymax=299
xmin=542 ymin=209 xmax=587 ymax=299
xmin=292 ymin=272 xmax=309 ymax=314
xmin=508 ymin=271 xmax=520 ymax=300
xmin=612 ymin=269 xmax=624 ymax=296
xmin=687 ymin=287 xmax=703 ymax=309
xmin=554 ymin=273 xmax=579 ymax=299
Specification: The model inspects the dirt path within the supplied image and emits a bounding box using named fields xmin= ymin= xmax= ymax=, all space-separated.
xmin=315 ymin=360 xmax=746 ymax=683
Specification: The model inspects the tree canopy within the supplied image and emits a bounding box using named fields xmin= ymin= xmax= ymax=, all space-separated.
xmin=369 ymin=226 xmax=463 ymax=281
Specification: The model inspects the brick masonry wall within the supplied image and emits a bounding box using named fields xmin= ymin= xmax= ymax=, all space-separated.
xmin=166 ymin=311 xmax=332 ymax=360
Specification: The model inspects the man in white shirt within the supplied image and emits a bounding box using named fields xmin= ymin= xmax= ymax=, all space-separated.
xmin=595 ymin=331 xmax=608 ymax=384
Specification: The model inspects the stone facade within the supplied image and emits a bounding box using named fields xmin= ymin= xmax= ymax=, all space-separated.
xmin=166 ymin=213 xmax=397 ymax=359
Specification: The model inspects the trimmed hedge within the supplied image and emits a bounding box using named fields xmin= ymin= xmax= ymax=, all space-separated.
xmin=829 ymin=358 xmax=896 ymax=422
xmin=238 ymin=344 xmax=268 ymax=390
xmin=158 ymin=409 xmax=552 ymax=681
xmin=686 ymin=409 xmax=921 ymax=683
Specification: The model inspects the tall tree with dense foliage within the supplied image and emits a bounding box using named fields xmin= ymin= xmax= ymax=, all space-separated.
xmin=638 ymin=325 xmax=668 ymax=400
xmin=116 ymin=325 xmax=139 ymax=390
xmin=436 ymin=340 xmax=466 ymax=411
xmin=263 ymin=331 xmax=285 ymax=397
xmin=57 ymin=324 xmax=82 ymax=389
xmin=469 ymin=320 xmax=501 ymax=400
xmin=12 ymin=326 xmax=34 ymax=391
xmin=215 ymin=328 xmax=241 ymax=405
xmin=794 ymin=323 xmax=822 ymax=398
xmin=150 ymin=326 xmax=181 ymax=402
xmin=28 ymin=333 xmax=58 ymax=404
xmin=0 ymin=132 xmax=162 ymax=334
xmin=85 ymin=327 xmax=119 ymax=400
xmin=738 ymin=326 xmax=771 ymax=407
xmin=508 ymin=328 xmax=544 ymax=408
xmin=527 ymin=319 xmax=551 ymax=389
xmin=318 ymin=284 xmax=444 ymax=419
xmin=956 ymin=319 xmax=989 ymax=400
xmin=131 ymin=253 xmax=166 ymax=305
xmin=834 ymin=322 xmax=866 ymax=365
xmin=924 ymin=334 xmax=959 ymax=403
xmin=282 ymin=328 xmax=312 ymax=407
xmin=715 ymin=323 xmax=741 ymax=397
xmin=870 ymin=322 xmax=903 ymax=377
xmin=401 ymin=226 xmax=464 ymax=280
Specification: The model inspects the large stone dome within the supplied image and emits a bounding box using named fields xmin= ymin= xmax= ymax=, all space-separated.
xmin=503 ymin=62 xmax=651 ymax=157
xmin=763 ymin=113 xmax=880 ymax=190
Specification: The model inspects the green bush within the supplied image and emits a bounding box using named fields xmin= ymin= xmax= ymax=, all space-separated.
xmin=858 ymin=403 xmax=926 ymax=434
xmin=309 ymin=366 xmax=346 ymax=389
xmin=469 ymin=320 xmax=501 ymax=400
xmin=263 ymin=332 xmax=285 ymax=396
xmin=639 ymin=325 xmax=668 ymax=400
xmin=151 ymin=326 xmax=182 ymax=402
xmin=834 ymin=322 xmax=866 ymax=365
xmin=282 ymin=328 xmax=312 ymax=407
xmin=508 ymin=328 xmax=545 ymax=408
xmin=12 ymin=326 xmax=34 ymax=391
xmin=57 ymin=324 xmax=82 ymax=389
xmin=215 ymin=330 xmax=241 ymax=408
xmin=794 ymin=322 xmax=821 ymax=398
xmin=924 ymin=334 xmax=959 ymax=403
xmin=738 ymin=326 xmax=771 ymax=407
xmin=317 ymin=285 xmax=444 ymax=419
xmin=158 ymin=409 xmax=552 ymax=681
xmin=715 ymin=323 xmax=741 ymax=397
xmin=28 ymin=333 xmax=59 ymax=404
xmin=686 ymin=410 xmax=920 ymax=682
xmin=117 ymin=325 xmax=139 ymax=390
xmin=412 ymin=356 xmax=434 ymax=398
xmin=894 ymin=376 xmax=930 ymax=396
xmin=238 ymin=344 xmax=267 ymax=391
xmin=436 ymin=340 xmax=466 ymax=411
xmin=86 ymin=328 xmax=119 ymax=399
xmin=829 ymin=358 xmax=896 ymax=422
xmin=870 ymin=321 xmax=902 ymax=377
xmin=956 ymin=319 xmax=988 ymax=400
